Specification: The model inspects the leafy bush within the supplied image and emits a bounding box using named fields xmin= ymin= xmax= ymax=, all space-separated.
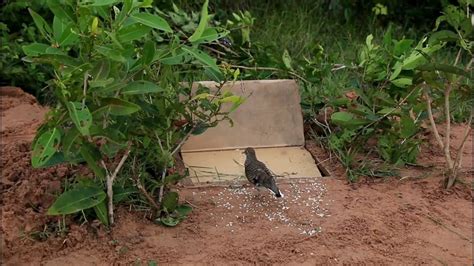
xmin=0 ymin=0 xmax=53 ymax=101
xmin=25 ymin=0 xmax=244 ymax=226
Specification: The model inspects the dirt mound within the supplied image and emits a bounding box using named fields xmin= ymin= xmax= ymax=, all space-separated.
xmin=0 ymin=87 xmax=48 ymax=145
xmin=1 ymin=88 xmax=472 ymax=265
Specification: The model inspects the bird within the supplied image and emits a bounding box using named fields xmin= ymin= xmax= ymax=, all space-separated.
xmin=243 ymin=147 xmax=283 ymax=198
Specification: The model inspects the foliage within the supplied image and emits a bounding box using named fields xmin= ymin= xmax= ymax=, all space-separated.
xmin=419 ymin=1 xmax=473 ymax=188
xmin=0 ymin=0 xmax=53 ymax=101
xmin=26 ymin=0 xmax=244 ymax=226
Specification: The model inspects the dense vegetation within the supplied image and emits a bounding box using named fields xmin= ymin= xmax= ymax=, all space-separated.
xmin=0 ymin=0 xmax=472 ymax=228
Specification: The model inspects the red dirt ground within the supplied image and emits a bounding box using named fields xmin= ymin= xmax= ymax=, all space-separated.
xmin=1 ymin=87 xmax=472 ymax=265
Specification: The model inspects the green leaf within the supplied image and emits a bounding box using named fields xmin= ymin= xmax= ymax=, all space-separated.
xmin=117 ymin=23 xmax=151 ymax=42
xmin=142 ymin=40 xmax=155 ymax=65
xmin=51 ymin=15 xmax=78 ymax=46
xmin=159 ymin=51 xmax=188 ymax=65
xmin=89 ymin=78 xmax=115 ymax=88
xmin=400 ymin=116 xmax=417 ymax=138
xmin=131 ymin=13 xmax=172 ymax=33
xmin=80 ymin=144 xmax=105 ymax=179
xmin=81 ymin=0 xmax=120 ymax=6
xmin=160 ymin=216 xmax=180 ymax=227
xmin=90 ymin=60 xmax=111 ymax=80
xmin=176 ymin=204 xmax=192 ymax=217
xmin=428 ymin=30 xmax=459 ymax=45
xmin=219 ymin=95 xmax=245 ymax=112
xmin=28 ymin=8 xmax=53 ymax=41
xmin=93 ymin=199 xmax=109 ymax=226
xmin=22 ymin=43 xmax=51 ymax=56
xmin=96 ymin=46 xmax=126 ymax=62
xmin=100 ymin=98 xmax=141 ymax=115
xmin=59 ymin=26 xmax=78 ymax=46
xmin=282 ymin=49 xmax=293 ymax=70
xmin=188 ymin=0 xmax=209 ymax=42
xmin=391 ymin=77 xmax=413 ymax=88
xmin=331 ymin=112 xmax=368 ymax=129
xmin=53 ymin=17 xmax=67 ymax=43
xmin=32 ymin=128 xmax=61 ymax=168
xmin=47 ymin=186 xmax=106 ymax=215
xmin=389 ymin=61 xmax=402 ymax=81
xmin=193 ymin=28 xmax=228 ymax=43
xmin=122 ymin=81 xmax=163 ymax=94
xmin=162 ymin=191 xmax=178 ymax=212
xmin=47 ymin=0 xmax=75 ymax=22
xmin=63 ymin=128 xmax=81 ymax=158
xmin=393 ymin=39 xmax=414 ymax=56
xmin=66 ymin=102 xmax=93 ymax=136
xmin=182 ymin=46 xmax=220 ymax=73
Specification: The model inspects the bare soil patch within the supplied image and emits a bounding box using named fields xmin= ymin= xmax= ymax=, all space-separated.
xmin=1 ymin=88 xmax=472 ymax=265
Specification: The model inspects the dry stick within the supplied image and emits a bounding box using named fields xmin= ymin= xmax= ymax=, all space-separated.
xmin=102 ymin=146 xmax=131 ymax=225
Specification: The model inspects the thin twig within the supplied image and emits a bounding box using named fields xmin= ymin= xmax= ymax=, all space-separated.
xmin=454 ymin=48 xmax=462 ymax=66
xmin=453 ymin=112 xmax=473 ymax=175
xmin=171 ymin=125 xmax=197 ymax=156
xmin=82 ymin=70 xmax=89 ymax=108
xmin=158 ymin=169 xmax=167 ymax=204
xmin=103 ymin=145 xmax=131 ymax=225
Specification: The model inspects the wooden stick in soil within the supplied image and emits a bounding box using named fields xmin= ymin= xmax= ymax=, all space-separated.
xmin=102 ymin=147 xmax=131 ymax=225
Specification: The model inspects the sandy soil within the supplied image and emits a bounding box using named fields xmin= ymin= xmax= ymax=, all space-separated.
xmin=1 ymin=87 xmax=472 ymax=265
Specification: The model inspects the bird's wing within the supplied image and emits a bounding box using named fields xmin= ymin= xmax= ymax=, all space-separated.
xmin=253 ymin=162 xmax=276 ymax=185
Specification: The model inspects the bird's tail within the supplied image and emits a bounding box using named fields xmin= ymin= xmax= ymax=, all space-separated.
xmin=268 ymin=183 xmax=283 ymax=198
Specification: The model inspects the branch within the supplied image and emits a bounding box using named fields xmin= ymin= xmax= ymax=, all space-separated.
xmin=453 ymin=112 xmax=473 ymax=174
xmin=423 ymin=87 xmax=445 ymax=152
xmin=444 ymin=84 xmax=453 ymax=168
xmin=158 ymin=169 xmax=167 ymax=204
xmin=102 ymin=145 xmax=132 ymax=225
xmin=171 ymin=124 xmax=197 ymax=156
xmin=136 ymin=176 xmax=160 ymax=210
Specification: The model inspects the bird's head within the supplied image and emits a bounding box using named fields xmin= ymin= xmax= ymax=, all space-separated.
xmin=243 ymin=147 xmax=256 ymax=157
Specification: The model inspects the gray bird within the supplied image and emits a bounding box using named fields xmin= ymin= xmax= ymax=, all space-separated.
xmin=243 ymin=147 xmax=283 ymax=198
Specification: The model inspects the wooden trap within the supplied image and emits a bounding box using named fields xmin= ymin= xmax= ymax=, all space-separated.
xmin=180 ymin=80 xmax=325 ymax=186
